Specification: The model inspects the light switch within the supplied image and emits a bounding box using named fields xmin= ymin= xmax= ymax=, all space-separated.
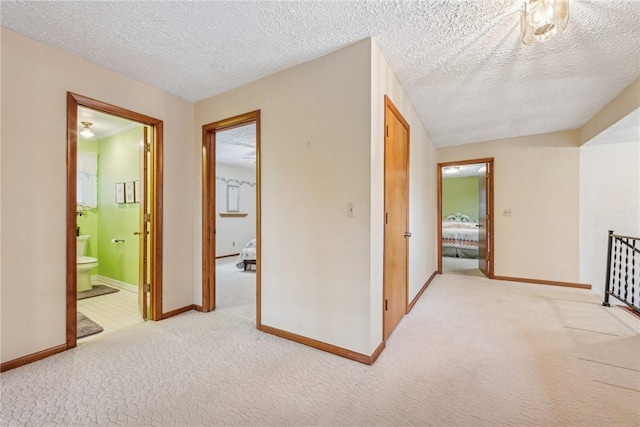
xmin=347 ymin=202 xmax=355 ymax=217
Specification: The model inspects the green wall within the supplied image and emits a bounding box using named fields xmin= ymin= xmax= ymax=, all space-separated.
xmin=96 ymin=127 xmax=142 ymax=285
xmin=77 ymin=138 xmax=99 ymax=257
xmin=442 ymin=176 xmax=479 ymax=219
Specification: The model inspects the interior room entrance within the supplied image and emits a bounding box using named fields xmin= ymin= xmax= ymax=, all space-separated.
xmin=66 ymin=93 xmax=164 ymax=348
xmin=438 ymin=158 xmax=494 ymax=278
xmin=202 ymin=111 xmax=261 ymax=325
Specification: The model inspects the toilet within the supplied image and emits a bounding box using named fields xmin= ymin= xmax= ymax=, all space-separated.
xmin=77 ymin=235 xmax=99 ymax=292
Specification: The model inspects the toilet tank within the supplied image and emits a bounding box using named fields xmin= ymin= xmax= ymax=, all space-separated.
xmin=77 ymin=235 xmax=90 ymax=256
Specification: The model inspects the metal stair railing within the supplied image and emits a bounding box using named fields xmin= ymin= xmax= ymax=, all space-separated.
xmin=602 ymin=230 xmax=640 ymax=314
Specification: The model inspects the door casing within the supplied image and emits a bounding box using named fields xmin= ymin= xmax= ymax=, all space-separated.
xmin=66 ymin=92 xmax=164 ymax=349
xmin=201 ymin=110 xmax=261 ymax=327
xmin=437 ymin=158 xmax=494 ymax=277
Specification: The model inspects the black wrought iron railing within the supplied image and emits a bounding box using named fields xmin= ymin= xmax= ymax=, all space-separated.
xmin=603 ymin=230 xmax=640 ymax=314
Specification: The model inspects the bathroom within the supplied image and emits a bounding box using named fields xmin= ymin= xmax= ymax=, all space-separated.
xmin=76 ymin=107 xmax=146 ymax=338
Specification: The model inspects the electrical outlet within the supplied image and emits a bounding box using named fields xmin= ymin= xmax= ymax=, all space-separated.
xmin=347 ymin=202 xmax=355 ymax=217
xmin=503 ymin=209 xmax=512 ymax=216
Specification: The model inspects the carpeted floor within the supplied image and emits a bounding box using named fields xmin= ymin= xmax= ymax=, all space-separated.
xmin=1 ymin=274 xmax=638 ymax=426
xmin=216 ymin=256 xmax=256 ymax=320
xmin=77 ymin=284 xmax=120 ymax=300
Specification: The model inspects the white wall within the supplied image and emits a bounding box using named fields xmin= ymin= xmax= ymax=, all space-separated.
xmin=579 ymin=141 xmax=640 ymax=295
xmin=0 ymin=29 xmax=195 ymax=364
xmin=215 ymin=163 xmax=256 ymax=256
xmin=370 ymin=40 xmax=438 ymax=347
xmin=438 ymin=131 xmax=581 ymax=283
xmin=194 ymin=40 xmax=374 ymax=355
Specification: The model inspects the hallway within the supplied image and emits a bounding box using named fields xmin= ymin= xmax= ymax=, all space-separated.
xmin=1 ymin=274 xmax=638 ymax=426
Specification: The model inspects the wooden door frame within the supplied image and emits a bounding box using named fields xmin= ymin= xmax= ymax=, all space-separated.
xmin=382 ymin=95 xmax=410 ymax=341
xmin=201 ymin=110 xmax=261 ymax=328
xmin=66 ymin=92 xmax=164 ymax=350
xmin=437 ymin=157 xmax=494 ymax=277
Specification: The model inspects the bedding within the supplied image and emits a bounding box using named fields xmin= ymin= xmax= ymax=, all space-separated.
xmin=442 ymin=213 xmax=479 ymax=259
xmin=235 ymin=238 xmax=257 ymax=270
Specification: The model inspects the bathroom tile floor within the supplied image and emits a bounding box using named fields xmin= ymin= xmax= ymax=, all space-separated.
xmin=77 ymin=280 xmax=143 ymax=341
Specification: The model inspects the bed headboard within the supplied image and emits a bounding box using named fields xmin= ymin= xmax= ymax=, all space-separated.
xmin=444 ymin=212 xmax=478 ymax=223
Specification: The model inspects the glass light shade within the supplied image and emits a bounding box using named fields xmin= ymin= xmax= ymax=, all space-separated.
xmin=80 ymin=122 xmax=94 ymax=138
xmin=443 ymin=166 xmax=460 ymax=175
xmin=520 ymin=0 xmax=569 ymax=46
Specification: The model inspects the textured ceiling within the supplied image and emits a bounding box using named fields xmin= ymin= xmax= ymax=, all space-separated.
xmin=2 ymin=1 xmax=639 ymax=147
xmin=78 ymin=107 xmax=139 ymax=140
xmin=216 ymin=124 xmax=257 ymax=169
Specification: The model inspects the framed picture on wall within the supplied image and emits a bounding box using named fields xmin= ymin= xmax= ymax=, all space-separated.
xmin=115 ymin=182 xmax=125 ymax=204
xmin=134 ymin=180 xmax=140 ymax=203
xmin=125 ymin=181 xmax=135 ymax=203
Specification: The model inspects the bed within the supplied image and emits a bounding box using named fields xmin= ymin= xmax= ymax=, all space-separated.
xmin=235 ymin=238 xmax=257 ymax=270
xmin=442 ymin=213 xmax=479 ymax=259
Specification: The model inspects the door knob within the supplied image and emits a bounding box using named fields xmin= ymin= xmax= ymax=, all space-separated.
xmin=134 ymin=231 xmax=142 ymax=236
xmin=404 ymin=231 xmax=412 ymax=237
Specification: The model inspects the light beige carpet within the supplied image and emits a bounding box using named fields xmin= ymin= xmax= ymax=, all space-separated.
xmin=215 ymin=256 xmax=256 ymax=321
xmin=1 ymin=274 xmax=638 ymax=426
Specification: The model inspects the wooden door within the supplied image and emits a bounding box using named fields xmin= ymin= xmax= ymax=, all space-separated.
xmin=478 ymin=162 xmax=490 ymax=277
xmin=383 ymin=96 xmax=410 ymax=341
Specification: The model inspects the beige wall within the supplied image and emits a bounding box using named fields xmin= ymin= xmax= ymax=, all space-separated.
xmin=195 ymin=39 xmax=437 ymax=355
xmin=215 ymin=163 xmax=256 ymax=257
xmin=370 ymin=40 xmax=437 ymax=348
xmin=580 ymin=141 xmax=640 ymax=295
xmin=0 ymin=29 xmax=195 ymax=363
xmin=437 ymin=131 xmax=581 ymax=283
xmin=195 ymin=40 xmax=374 ymax=355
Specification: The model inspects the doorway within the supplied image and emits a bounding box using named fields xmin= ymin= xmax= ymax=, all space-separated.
xmin=437 ymin=158 xmax=494 ymax=278
xmin=202 ymin=111 xmax=261 ymax=327
xmin=66 ymin=93 xmax=163 ymax=349
xmin=383 ymin=96 xmax=410 ymax=341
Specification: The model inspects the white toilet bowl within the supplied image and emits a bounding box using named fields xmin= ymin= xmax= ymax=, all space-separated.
xmin=77 ymin=256 xmax=99 ymax=292
xmin=77 ymin=235 xmax=99 ymax=292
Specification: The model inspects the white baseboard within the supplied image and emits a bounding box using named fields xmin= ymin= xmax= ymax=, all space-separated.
xmin=94 ymin=275 xmax=138 ymax=294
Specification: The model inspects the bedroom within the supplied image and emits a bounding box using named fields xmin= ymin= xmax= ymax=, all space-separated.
xmin=214 ymin=123 xmax=258 ymax=321
xmin=440 ymin=162 xmax=487 ymax=277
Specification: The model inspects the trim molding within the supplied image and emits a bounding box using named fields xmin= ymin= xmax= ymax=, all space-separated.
xmin=161 ymin=304 xmax=195 ymax=319
xmin=369 ymin=341 xmax=386 ymax=365
xmin=493 ymin=275 xmax=591 ymax=290
xmin=618 ymin=306 xmax=640 ymax=320
xmin=1 ymin=344 xmax=67 ymax=373
xmin=95 ymin=275 xmax=137 ymax=293
xmin=261 ymin=324 xmax=380 ymax=365
xmin=408 ymin=271 xmax=438 ymax=312
xmin=193 ymin=305 xmax=205 ymax=312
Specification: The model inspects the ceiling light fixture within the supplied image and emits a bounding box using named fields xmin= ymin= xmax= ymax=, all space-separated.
xmin=80 ymin=121 xmax=94 ymax=138
xmin=520 ymin=0 xmax=569 ymax=46
xmin=443 ymin=166 xmax=461 ymax=175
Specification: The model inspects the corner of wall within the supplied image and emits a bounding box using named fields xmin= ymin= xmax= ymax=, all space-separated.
xmin=369 ymin=39 xmax=438 ymax=352
xmin=580 ymin=77 xmax=640 ymax=146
